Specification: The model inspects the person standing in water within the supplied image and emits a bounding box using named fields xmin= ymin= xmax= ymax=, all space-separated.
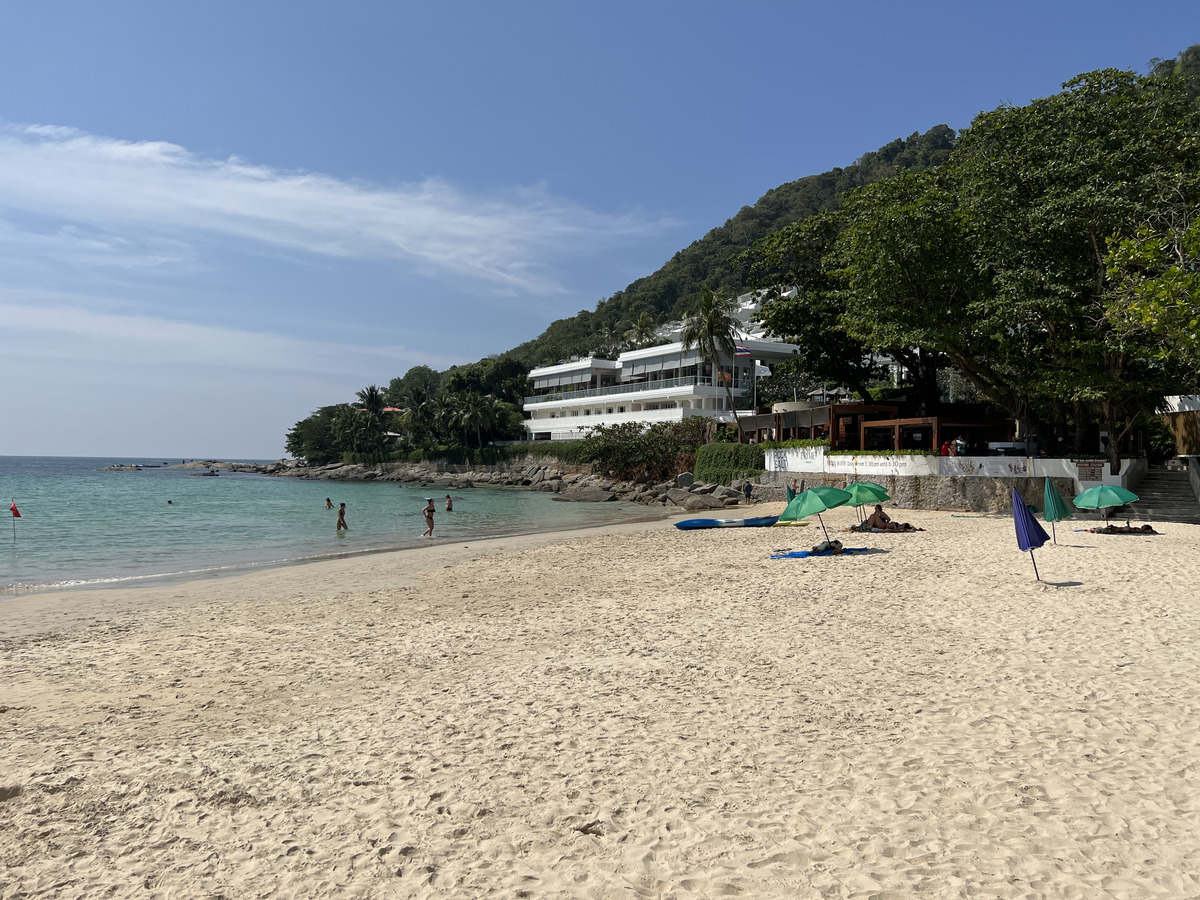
xmin=336 ymin=502 xmax=348 ymax=532
xmin=444 ymin=494 xmax=453 ymax=512
xmin=325 ymin=498 xmax=333 ymax=509
xmin=422 ymin=498 xmax=436 ymax=537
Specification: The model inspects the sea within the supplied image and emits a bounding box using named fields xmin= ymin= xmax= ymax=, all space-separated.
xmin=0 ymin=456 xmax=654 ymax=595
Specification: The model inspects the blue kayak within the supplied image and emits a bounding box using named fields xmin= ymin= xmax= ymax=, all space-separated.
xmin=675 ymin=516 xmax=779 ymax=530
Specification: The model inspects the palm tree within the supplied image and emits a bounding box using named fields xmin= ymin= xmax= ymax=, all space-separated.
xmin=355 ymin=384 xmax=385 ymax=419
xmin=353 ymin=384 xmax=388 ymax=461
xmin=399 ymin=384 xmax=434 ymax=444
xmin=680 ymin=285 xmax=743 ymax=437
xmin=331 ymin=404 xmax=365 ymax=458
xmin=595 ymin=325 xmax=625 ymax=358
xmin=459 ymin=392 xmax=497 ymax=448
xmin=427 ymin=392 xmax=462 ymax=446
xmin=485 ymin=395 xmax=510 ymax=442
xmin=624 ymin=312 xmax=657 ymax=348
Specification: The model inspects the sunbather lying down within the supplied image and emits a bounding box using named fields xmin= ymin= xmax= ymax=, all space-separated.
xmin=1088 ymin=522 xmax=1158 ymax=534
xmin=849 ymin=505 xmax=924 ymax=532
xmin=812 ymin=539 xmax=845 ymax=554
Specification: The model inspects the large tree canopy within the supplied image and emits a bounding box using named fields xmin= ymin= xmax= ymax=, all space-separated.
xmin=743 ymin=64 xmax=1200 ymax=466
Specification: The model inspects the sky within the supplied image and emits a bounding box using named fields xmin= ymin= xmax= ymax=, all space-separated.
xmin=1 ymin=1 xmax=1197 ymax=459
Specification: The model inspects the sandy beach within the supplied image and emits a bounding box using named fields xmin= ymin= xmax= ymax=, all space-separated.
xmin=2 ymin=504 xmax=1199 ymax=898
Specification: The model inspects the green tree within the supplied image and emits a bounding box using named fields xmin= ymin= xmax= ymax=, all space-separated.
xmin=1105 ymin=213 xmax=1200 ymax=371
xmin=352 ymin=385 xmax=389 ymax=461
xmin=284 ymin=404 xmax=346 ymax=464
xmin=622 ymin=311 xmax=658 ymax=348
xmin=458 ymin=392 xmax=497 ymax=448
xmin=680 ymin=284 xmax=743 ymax=435
xmin=742 ymin=214 xmax=886 ymax=401
xmin=385 ymin=365 xmax=442 ymax=407
xmin=426 ymin=392 xmax=462 ymax=446
xmin=443 ymin=356 xmax=530 ymax=406
xmin=948 ymin=67 xmax=1200 ymax=467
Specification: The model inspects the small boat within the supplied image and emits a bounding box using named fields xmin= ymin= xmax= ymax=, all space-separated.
xmin=674 ymin=515 xmax=779 ymax=530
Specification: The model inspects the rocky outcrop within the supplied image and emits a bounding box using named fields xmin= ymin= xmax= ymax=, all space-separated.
xmin=222 ymin=457 xmax=769 ymax=510
xmin=554 ymin=475 xmax=746 ymax=509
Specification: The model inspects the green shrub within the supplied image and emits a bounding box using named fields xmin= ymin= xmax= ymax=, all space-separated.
xmin=695 ymin=443 xmax=766 ymax=485
xmin=582 ymin=419 xmax=707 ymax=481
xmin=505 ymin=441 xmax=590 ymax=465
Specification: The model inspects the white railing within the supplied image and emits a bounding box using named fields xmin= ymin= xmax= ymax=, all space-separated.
xmin=526 ymin=376 xmax=755 ymax=406
xmin=526 ymin=407 xmax=709 ymax=439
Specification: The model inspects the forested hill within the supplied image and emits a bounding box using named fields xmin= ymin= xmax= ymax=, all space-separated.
xmin=506 ymin=124 xmax=956 ymax=367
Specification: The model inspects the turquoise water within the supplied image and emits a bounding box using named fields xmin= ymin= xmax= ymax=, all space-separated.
xmin=0 ymin=456 xmax=652 ymax=594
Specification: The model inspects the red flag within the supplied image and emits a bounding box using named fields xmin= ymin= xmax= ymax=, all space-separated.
xmin=10 ymin=502 xmax=19 ymax=518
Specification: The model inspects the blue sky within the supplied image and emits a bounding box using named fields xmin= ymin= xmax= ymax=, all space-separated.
xmin=1 ymin=1 xmax=1196 ymax=458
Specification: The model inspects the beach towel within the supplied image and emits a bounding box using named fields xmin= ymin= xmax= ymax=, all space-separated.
xmin=770 ymin=547 xmax=869 ymax=559
xmin=840 ymin=526 xmax=923 ymax=533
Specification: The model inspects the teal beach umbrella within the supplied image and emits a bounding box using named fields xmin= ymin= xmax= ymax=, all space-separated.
xmin=778 ymin=486 xmax=851 ymax=543
xmin=1042 ymin=477 xmax=1072 ymax=544
xmin=844 ymin=481 xmax=890 ymax=523
xmin=1074 ymin=485 xmax=1139 ymax=522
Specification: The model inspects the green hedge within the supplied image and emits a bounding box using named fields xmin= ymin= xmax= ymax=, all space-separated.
xmin=694 ymin=443 xmax=766 ymax=485
xmin=826 ymin=448 xmax=938 ymax=457
xmin=755 ymin=438 xmax=829 ymax=451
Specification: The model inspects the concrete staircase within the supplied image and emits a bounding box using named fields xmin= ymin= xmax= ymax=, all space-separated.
xmin=1124 ymin=464 xmax=1200 ymax=525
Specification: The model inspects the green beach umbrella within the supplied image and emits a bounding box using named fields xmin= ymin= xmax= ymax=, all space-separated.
xmin=778 ymin=486 xmax=851 ymax=543
xmin=844 ymin=481 xmax=890 ymax=523
xmin=1042 ymin=477 xmax=1072 ymax=544
xmin=1073 ymin=484 xmax=1139 ymax=522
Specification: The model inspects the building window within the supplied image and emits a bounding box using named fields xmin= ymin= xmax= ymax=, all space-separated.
xmin=618 ymin=406 xmax=625 ymax=413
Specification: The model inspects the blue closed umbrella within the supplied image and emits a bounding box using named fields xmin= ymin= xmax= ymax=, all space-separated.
xmin=1012 ymin=488 xmax=1050 ymax=581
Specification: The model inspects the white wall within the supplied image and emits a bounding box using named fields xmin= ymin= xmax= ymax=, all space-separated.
xmin=766 ymin=447 xmax=1141 ymax=493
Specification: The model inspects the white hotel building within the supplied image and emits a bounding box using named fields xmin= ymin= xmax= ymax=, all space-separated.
xmin=523 ymin=294 xmax=800 ymax=442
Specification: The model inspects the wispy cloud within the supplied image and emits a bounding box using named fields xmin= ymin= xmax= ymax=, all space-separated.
xmin=0 ymin=294 xmax=467 ymax=456
xmin=0 ymin=296 xmax=455 ymax=376
xmin=0 ymin=123 xmax=672 ymax=294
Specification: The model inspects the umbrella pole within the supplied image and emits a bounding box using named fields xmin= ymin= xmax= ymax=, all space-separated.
xmin=1030 ymin=550 xmax=1041 ymax=582
xmin=1051 ymin=521 xmax=1057 ymax=545
xmin=818 ymin=514 xmax=831 ymax=544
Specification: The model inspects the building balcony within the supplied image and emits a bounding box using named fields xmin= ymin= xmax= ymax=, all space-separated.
xmin=524 ymin=375 xmax=758 ymax=407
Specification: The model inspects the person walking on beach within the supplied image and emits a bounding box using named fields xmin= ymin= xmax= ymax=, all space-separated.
xmin=336 ymin=502 xmax=348 ymax=532
xmin=422 ymin=498 xmax=436 ymax=537
xmin=444 ymin=494 xmax=453 ymax=512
